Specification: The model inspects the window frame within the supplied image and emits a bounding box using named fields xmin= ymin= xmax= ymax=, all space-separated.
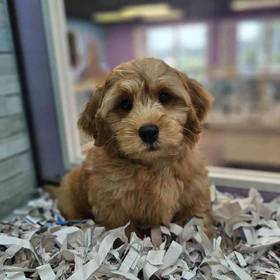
xmin=41 ymin=0 xmax=280 ymax=192
xmin=9 ymin=0 xmax=66 ymax=183
xmin=40 ymin=0 xmax=82 ymax=170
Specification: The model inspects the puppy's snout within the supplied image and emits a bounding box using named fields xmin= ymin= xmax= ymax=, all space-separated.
xmin=138 ymin=124 xmax=159 ymax=144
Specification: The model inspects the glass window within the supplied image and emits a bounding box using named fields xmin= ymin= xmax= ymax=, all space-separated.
xmin=237 ymin=21 xmax=264 ymax=74
xmin=146 ymin=26 xmax=174 ymax=55
xmin=237 ymin=19 xmax=280 ymax=74
xmin=146 ymin=24 xmax=208 ymax=80
xmin=48 ymin=0 xmax=280 ymax=178
xmin=177 ymin=24 xmax=207 ymax=80
xmin=202 ymin=18 xmax=280 ymax=173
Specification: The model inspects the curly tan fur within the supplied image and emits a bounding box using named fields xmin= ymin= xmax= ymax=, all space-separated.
xmin=57 ymin=58 xmax=214 ymax=236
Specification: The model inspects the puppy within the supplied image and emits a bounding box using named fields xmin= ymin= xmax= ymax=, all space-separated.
xmin=57 ymin=58 xmax=213 ymax=236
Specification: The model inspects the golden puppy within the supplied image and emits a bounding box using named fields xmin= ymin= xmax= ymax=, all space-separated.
xmin=57 ymin=58 xmax=213 ymax=236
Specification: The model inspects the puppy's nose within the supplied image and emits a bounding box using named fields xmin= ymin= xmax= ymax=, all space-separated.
xmin=138 ymin=124 xmax=159 ymax=144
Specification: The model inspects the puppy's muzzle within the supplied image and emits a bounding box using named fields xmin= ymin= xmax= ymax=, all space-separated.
xmin=138 ymin=124 xmax=159 ymax=145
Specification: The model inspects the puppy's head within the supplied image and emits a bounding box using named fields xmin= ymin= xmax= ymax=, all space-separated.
xmin=79 ymin=58 xmax=212 ymax=164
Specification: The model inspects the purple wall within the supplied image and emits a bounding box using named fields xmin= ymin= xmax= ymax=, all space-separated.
xmin=104 ymin=24 xmax=135 ymax=68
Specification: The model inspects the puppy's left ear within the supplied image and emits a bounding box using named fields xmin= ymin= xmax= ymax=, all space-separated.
xmin=187 ymin=78 xmax=213 ymax=123
xmin=176 ymin=70 xmax=213 ymax=143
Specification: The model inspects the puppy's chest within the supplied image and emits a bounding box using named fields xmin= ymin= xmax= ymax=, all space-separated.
xmin=106 ymin=167 xmax=184 ymax=194
xmin=105 ymin=167 xmax=184 ymax=223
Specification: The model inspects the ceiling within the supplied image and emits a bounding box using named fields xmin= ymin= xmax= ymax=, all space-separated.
xmin=64 ymin=0 xmax=280 ymax=23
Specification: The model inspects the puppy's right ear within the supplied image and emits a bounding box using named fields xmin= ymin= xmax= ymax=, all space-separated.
xmin=78 ymin=85 xmax=105 ymax=145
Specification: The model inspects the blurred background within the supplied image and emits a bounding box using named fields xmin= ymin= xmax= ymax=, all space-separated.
xmin=64 ymin=0 xmax=280 ymax=172
xmin=1 ymin=0 xmax=280 ymax=217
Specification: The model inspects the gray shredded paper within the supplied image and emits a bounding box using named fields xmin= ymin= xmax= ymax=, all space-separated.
xmin=1 ymin=186 xmax=280 ymax=279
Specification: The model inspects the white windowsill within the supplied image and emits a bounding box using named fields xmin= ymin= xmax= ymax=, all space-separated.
xmin=209 ymin=166 xmax=280 ymax=193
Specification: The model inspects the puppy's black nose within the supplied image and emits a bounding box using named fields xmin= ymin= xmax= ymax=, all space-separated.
xmin=138 ymin=124 xmax=159 ymax=144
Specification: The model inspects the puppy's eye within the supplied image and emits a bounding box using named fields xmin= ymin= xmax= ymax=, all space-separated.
xmin=158 ymin=92 xmax=171 ymax=104
xmin=119 ymin=98 xmax=133 ymax=111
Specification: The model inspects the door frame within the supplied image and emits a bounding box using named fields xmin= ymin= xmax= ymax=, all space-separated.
xmin=8 ymin=0 xmax=67 ymax=183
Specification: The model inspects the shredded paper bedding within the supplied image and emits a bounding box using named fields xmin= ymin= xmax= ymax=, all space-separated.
xmin=1 ymin=186 xmax=280 ymax=280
